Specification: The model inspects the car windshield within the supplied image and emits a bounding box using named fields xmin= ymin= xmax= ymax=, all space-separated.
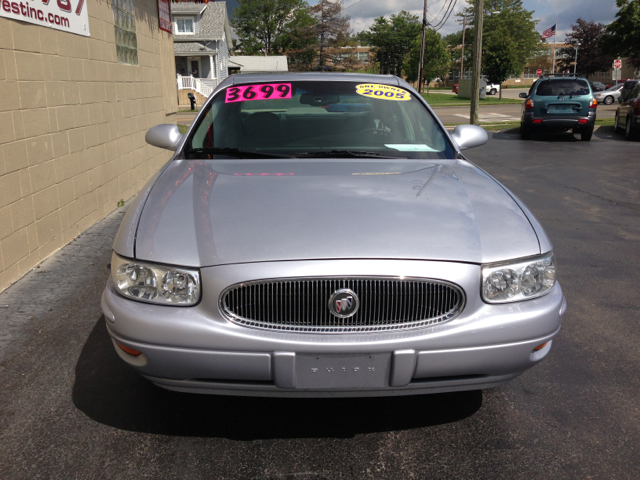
xmin=536 ymin=79 xmax=590 ymax=96
xmin=184 ymin=80 xmax=455 ymax=159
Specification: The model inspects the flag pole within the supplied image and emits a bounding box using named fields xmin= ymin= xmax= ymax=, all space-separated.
xmin=552 ymin=20 xmax=557 ymax=74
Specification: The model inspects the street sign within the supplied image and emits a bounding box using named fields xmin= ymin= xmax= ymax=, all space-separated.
xmin=613 ymin=59 xmax=622 ymax=70
xmin=536 ymin=69 xmax=543 ymax=76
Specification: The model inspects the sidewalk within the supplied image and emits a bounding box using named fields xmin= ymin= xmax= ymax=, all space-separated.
xmin=0 ymin=204 xmax=126 ymax=364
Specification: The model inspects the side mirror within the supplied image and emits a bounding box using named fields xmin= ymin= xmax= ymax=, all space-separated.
xmin=452 ymin=124 xmax=489 ymax=151
xmin=519 ymin=92 xmax=528 ymax=98
xmin=145 ymin=124 xmax=182 ymax=151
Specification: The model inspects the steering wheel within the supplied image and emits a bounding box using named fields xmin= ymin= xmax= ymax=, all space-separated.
xmin=359 ymin=127 xmax=392 ymax=136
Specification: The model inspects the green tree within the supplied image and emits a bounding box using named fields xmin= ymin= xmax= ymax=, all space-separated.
xmin=444 ymin=28 xmax=473 ymax=80
xmin=559 ymin=19 xmax=610 ymax=76
xmin=280 ymin=8 xmax=318 ymax=71
xmin=231 ymin=0 xmax=315 ymax=56
xmin=459 ymin=0 xmax=541 ymax=77
xmin=600 ymin=0 xmax=640 ymax=68
xmin=483 ymin=26 xmax=519 ymax=98
xmin=360 ymin=11 xmax=422 ymax=77
xmin=406 ymin=30 xmax=451 ymax=94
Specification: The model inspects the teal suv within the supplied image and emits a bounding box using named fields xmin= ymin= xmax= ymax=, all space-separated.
xmin=520 ymin=74 xmax=598 ymax=141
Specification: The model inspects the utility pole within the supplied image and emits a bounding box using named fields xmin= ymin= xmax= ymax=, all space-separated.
xmin=470 ymin=0 xmax=484 ymax=125
xmin=460 ymin=16 xmax=467 ymax=82
xmin=417 ymin=0 xmax=427 ymax=94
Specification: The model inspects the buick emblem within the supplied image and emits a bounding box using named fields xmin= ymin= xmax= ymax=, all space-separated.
xmin=328 ymin=288 xmax=360 ymax=318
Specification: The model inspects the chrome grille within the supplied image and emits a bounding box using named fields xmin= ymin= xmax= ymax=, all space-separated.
xmin=220 ymin=277 xmax=465 ymax=333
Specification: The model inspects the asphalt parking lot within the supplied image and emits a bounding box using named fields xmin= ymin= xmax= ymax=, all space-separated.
xmin=1 ymin=126 xmax=639 ymax=479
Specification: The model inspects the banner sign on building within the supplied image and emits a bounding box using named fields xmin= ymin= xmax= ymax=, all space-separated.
xmin=158 ymin=0 xmax=171 ymax=34
xmin=1 ymin=0 xmax=90 ymax=36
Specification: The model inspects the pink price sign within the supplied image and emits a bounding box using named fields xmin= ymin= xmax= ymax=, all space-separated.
xmin=225 ymin=83 xmax=293 ymax=103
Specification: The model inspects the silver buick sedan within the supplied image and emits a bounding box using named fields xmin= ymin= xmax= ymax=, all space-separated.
xmin=101 ymin=73 xmax=566 ymax=397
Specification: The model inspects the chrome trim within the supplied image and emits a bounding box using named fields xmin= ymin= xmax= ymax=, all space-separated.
xmin=219 ymin=276 xmax=466 ymax=333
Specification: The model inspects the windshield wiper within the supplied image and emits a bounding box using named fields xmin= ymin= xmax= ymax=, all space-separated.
xmin=187 ymin=147 xmax=287 ymax=159
xmin=291 ymin=150 xmax=401 ymax=159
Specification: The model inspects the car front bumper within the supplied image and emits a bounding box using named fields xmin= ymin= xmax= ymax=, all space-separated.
xmin=101 ymin=259 xmax=566 ymax=397
xmin=523 ymin=111 xmax=596 ymax=130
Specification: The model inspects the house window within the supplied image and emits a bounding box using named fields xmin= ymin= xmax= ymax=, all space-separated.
xmin=113 ymin=0 xmax=138 ymax=65
xmin=176 ymin=17 xmax=194 ymax=34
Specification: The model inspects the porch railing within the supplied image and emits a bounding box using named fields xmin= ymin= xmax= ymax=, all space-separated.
xmin=176 ymin=74 xmax=214 ymax=97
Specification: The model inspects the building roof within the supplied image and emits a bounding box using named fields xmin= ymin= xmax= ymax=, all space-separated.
xmin=171 ymin=1 xmax=231 ymax=42
xmin=229 ymin=56 xmax=289 ymax=73
xmin=174 ymin=42 xmax=217 ymax=54
xmin=170 ymin=2 xmax=206 ymax=13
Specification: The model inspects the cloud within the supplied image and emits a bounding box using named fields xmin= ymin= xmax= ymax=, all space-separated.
xmin=344 ymin=0 xmax=467 ymax=35
xmin=532 ymin=0 xmax=617 ymax=39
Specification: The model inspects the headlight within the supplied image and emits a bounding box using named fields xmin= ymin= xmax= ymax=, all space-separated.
xmin=111 ymin=252 xmax=201 ymax=305
xmin=482 ymin=252 xmax=556 ymax=304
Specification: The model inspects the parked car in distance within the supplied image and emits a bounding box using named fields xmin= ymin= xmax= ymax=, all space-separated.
xmin=485 ymin=82 xmax=500 ymax=95
xmin=606 ymin=79 xmax=634 ymax=89
xmin=589 ymin=81 xmax=606 ymax=92
xmin=615 ymin=82 xmax=640 ymax=140
xmin=594 ymin=84 xmax=624 ymax=105
xmin=619 ymin=79 xmax=640 ymax=103
xmin=519 ymin=74 xmax=597 ymax=141
xmin=103 ymin=73 xmax=565 ymax=397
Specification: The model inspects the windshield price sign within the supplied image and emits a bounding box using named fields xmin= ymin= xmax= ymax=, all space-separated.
xmin=356 ymin=84 xmax=411 ymax=101
xmin=1 ymin=0 xmax=90 ymax=37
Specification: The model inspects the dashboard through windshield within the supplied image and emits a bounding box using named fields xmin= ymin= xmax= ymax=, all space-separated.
xmin=185 ymin=81 xmax=455 ymax=159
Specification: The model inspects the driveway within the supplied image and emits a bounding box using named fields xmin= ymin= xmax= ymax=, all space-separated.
xmin=1 ymin=127 xmax=639 ymax=479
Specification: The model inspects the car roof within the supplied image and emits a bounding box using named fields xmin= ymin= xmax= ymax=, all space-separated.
xmin=230 ymin=72 xmax=410 ymax=89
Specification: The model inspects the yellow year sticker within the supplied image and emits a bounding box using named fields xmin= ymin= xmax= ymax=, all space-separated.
xmin=356 ymin=84 xmax=411 ymax=101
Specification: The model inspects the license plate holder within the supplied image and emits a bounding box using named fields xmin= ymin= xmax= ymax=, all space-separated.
xmin=297 ymin=354 xmax=390 ymax=389
xmin=548 ymin=104 xmax=573 ymax=113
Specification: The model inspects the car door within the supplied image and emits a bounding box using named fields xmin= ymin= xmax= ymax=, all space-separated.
xmin=626 ymin=86 xmax=640 ymax=122
xmin=618 ymin=85 xmax=638 ymax=124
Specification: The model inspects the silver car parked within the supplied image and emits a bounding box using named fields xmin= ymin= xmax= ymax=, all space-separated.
xmin=101 ymin=73 xmax=566 ymax=397
xmin=594 ymin=84 xmax=624 ymax=105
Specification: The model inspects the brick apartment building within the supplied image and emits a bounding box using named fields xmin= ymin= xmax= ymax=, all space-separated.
xmin=0 ymin=0 xmax=178 ymax=292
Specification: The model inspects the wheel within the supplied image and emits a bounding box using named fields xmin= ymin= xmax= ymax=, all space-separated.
xmin=604 ymin=95 xmax=614 ymax=105
xmin=580 ymin=128 xmax=593 ymax=141
xmin=359 ymin=127 xmax=391 ymax=136
xmin=614 ymin=112 xmax=620 ymax=131
xmin=490 ymin=88 xmax=497 ymax=95
xmin=520 ymin=123 xmax=531 ymax=140
xmin=625 ymin=117 xmax=638 ymax=140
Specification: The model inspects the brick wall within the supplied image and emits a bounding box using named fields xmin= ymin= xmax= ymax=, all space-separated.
xmin=0 ymin=0 xmax=178 ymax=292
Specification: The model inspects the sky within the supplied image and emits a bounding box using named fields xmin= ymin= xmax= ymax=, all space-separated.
xmin=223 ymin=0 xmax=619 ymax=40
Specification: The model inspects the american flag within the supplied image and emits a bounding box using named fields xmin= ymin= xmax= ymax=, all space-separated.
xmin=542 ymin=25 xmax=556 ymax=39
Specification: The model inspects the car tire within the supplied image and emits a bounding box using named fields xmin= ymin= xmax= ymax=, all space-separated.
xmin=604 ymin=96 xmax=614 ymax=105
xmin=581 ymin=128 xmax=593 ymax=141
xmin=490 ymin=88 xmax=497 ymax=95
xmin=614 ymin=112 xmax=620 ymax=131
xmin=520 ymin=123 xmax=531 ymax=140
xmin=625 ymin=117 xmax=638 ymax=141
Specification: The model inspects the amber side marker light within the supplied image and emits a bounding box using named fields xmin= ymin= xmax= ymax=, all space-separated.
xmin=533 ymin=342 xmax=548 ymax=352
xmin=116 ymin=342 xmax=142 ymax=356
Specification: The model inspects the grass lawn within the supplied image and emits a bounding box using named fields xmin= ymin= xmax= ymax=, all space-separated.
xmin=421 ymin=93 xmax=522 ymax=106
xmin=445 ymin=118 xmax=616 ymax=132
xmin=178 ymin=124 xmax=189 ymax=134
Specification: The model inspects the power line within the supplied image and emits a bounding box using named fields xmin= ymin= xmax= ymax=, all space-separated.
xmin=425 ymin=0 xmax=457 ymax=31
xmin=343 ymin=0 xmax=366 ymax=10
xmin=427 ymin=0 xmax=457 ymax=31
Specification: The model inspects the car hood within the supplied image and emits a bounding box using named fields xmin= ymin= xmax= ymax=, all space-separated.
xmin=134 ymin=159 xmax=540 ymax=267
